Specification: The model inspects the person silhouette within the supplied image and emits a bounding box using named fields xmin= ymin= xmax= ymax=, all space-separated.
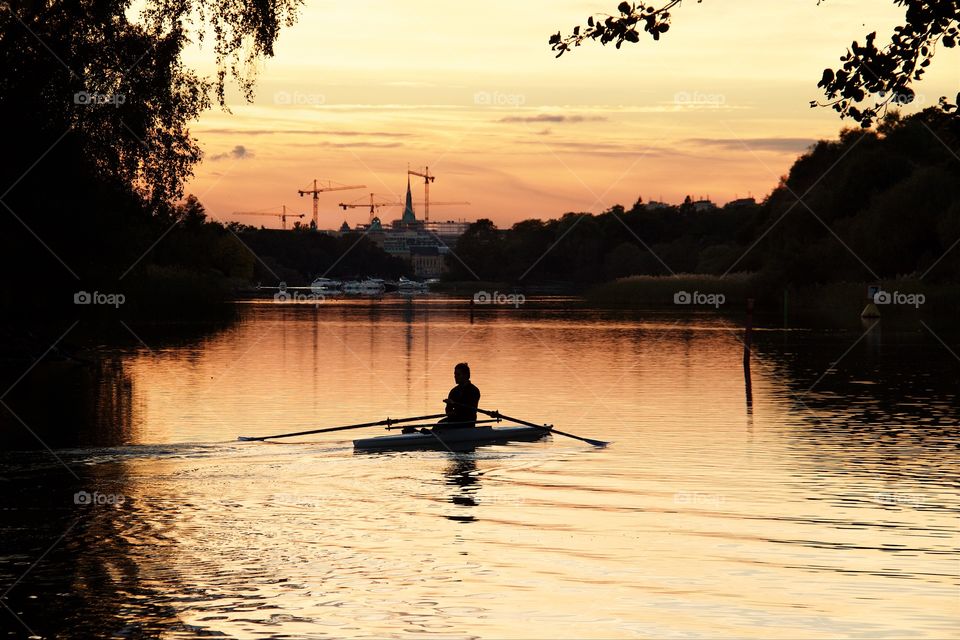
xmin=436 ymin=362 xmax=480 ymax=430
xmin=401 ymin=362 xmax=481 ymax=434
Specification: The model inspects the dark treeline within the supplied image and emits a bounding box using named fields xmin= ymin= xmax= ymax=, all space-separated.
xmin=447 ymin=110 xmax=960 ymax=288
xmin=234 ymin=225 xmax=409 ymax=286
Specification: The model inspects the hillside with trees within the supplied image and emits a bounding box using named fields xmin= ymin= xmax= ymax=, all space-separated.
xmin=446 ymin=109 xmax=960 ymax=288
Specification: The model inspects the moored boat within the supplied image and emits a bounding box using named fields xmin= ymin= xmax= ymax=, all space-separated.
xmin=343 ymin=278 xmax=386 ymax=294
xmin=353 ymin=425 xmax=549 ymax=451
xmin=311 ymin=277 xmax=342 ymax=293
xmin=397 ymin=276 xmax=429 ymax=293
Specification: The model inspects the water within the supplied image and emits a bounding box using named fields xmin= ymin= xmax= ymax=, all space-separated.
xmin=2 ymin=297 xmax=958 ymax=638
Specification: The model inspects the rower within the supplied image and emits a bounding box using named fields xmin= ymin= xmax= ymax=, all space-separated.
xmin=403 ymin=362 xmax=481 ymax=433
xmin=437 ymin=362 xmax=481 ymax=430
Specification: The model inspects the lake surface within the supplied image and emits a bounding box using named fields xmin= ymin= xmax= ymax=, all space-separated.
xmin=1 ymin=297 xmax=958 ymax=638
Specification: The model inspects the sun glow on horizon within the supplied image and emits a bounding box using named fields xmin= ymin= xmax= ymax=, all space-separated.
xmin=180 ymin=0 xmax=959 ymax=229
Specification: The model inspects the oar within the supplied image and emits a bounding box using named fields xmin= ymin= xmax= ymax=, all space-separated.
xmin=238 ymin=412 xmax=447 ymax=441
xmin=444 ymin=400 xmax=609 ymax=447
xmin=384 ymin=418 xmax=501 ymax=430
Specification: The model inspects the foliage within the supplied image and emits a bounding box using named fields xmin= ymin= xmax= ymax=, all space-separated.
xmin=447 ymin=109 xmax=960 ymax=285
xmin=235 ymin=228 xmax=410 ymax=284
xmin=0 ymin=1 xmax=303 ymax=315
xmin=1 ymin=0 xmax=302 ymax=207
xmin=548 ymin=0 xmax=959 ymax=126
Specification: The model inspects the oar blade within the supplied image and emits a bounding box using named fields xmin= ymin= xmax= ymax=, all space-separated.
xmin=583 ymin=437 xmax=610 ymax=448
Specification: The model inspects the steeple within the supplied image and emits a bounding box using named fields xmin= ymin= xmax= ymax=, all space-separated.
xmin=402 ymin=176 xmax=416 ymax=225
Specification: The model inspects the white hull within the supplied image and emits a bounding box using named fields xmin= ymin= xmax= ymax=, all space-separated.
xmin=343 ymin=279 xmax=386 ymax=294
xmin=311 ymin=278 xmax=342 ymax=294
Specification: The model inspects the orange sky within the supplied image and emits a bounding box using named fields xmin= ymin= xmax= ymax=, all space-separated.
xmin=180 ymin=0 xmax=958 ymax=229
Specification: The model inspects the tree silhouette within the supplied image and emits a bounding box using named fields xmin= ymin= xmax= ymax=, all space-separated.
xmin=0 ymin=1 xmax=303 ymax=312
xmin=1 ymin=0 xmax=302 ymax=207
xmin=548 ymin=1 xmax=959 ymax=126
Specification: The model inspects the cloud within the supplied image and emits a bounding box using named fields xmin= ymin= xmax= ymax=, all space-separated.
xmin=209 ymin=145 xmax=253 ymax=161
xmin=196 ymin=128 xmax=410 ymax=137
xmin=286 ymin=141 xmax=404 ymax=149
xmin=498 ymin=114 xmax=608 ymax=124
xmin=685 ymin=137 xmax=816 ymax=152
xmin=515 ymin=139 xmax=670 ymax=158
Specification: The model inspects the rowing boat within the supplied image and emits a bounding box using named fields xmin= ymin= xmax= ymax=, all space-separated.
xmin=353 ymin=425 xmax=550 ymax=451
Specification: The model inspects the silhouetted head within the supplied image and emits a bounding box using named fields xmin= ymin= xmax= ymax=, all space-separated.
xmin=454 ymin=362 xmax=470 ymax=384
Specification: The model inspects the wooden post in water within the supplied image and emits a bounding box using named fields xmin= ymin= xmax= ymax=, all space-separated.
xmin=744 ymin=297 xmax=754 ymax=412
xmin=783 ymin=288 xmax=789 ymax=328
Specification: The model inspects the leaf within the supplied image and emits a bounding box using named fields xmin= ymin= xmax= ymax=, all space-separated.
xmin=618 ymin=1 xmax=631 ymax=14
xmin=818 ymin=68 xmax=834 ymax=88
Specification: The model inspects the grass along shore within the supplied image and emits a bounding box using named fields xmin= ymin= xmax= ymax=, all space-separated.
xmin=584 ymin=274 xmax=960 ymax=318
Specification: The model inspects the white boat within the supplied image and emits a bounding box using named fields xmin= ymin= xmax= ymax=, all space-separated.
xmin=343 ymin=278 xmax=385 ymax=294
xmin=354 ymin=425 xmax=550 ymax=451
xmin=397 ymin=276 xmax=429 ymax=293
xmin=311 ymin=277 xmax=342 ymax=293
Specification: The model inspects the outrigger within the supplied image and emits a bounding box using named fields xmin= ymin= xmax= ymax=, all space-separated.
xmin=238 ymin=405 xmax=609 ymax=450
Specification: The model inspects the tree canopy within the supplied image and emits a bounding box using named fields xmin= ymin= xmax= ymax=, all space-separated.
xmin=548 ymin=1 xmax=959 ymax=126
xmin=447 ymin=109 xmax=960 ymax=286
xmin=1 ymin=0 xmax=303 ymax=207
xmin=0 ymin=1 xmax=303 ymax=312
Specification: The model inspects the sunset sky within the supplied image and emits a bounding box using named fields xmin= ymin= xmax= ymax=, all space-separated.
xmin=181 ymin=0 xmax=957 ymax=229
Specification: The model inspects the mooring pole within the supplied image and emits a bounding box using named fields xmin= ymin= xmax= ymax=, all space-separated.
xmin=744 ymin=297 xmax=754 ymax=411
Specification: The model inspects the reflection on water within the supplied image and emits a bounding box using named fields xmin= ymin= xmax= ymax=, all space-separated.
xmin=1 ymin=297 xmax=957 ymax=638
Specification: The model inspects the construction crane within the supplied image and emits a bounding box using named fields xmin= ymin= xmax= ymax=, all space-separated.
xmin=407 ymin=166 xmax=436 ymax=222
xmin=298 ymin=179 xmax=365 ymax=229
xmin=232 ymin=205 xmax=305 ymax=230
xmin=337 ymin=193 xmax=397 ymax=223
xmin=338 ymin=192 xmax=470 ymax=224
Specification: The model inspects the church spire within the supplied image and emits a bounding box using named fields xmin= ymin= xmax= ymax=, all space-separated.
xmin=402 ymin=176 xmax=416 ymax=225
